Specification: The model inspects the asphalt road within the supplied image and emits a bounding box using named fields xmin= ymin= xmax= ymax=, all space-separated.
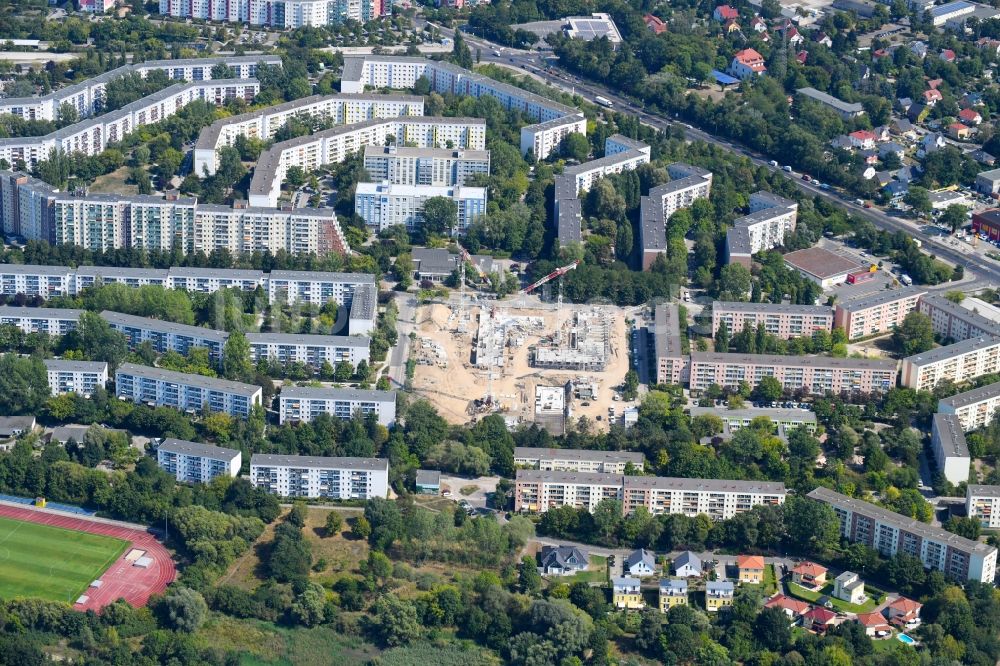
xmin=428 ymin=23 xmax=998 ymax=289
xmin=386 ymin=292 xmax=416 ymax=389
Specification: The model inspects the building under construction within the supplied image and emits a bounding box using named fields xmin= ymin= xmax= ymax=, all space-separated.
xmin=472 ymin=310 xmax=544 ymax=369
xmin=532 ymin=309 xmax=611 ymax=371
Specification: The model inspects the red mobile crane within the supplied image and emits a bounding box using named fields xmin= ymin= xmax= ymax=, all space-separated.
xmin=520 ymin=260 xmax=580 ymax=294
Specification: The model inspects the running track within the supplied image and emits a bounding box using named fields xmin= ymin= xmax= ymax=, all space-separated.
xmin=0 ymin=503 xmax=175 ymax=611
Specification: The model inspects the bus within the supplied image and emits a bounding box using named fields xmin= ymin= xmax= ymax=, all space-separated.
xmin=595 ymin=96 xmax=613 ymax=108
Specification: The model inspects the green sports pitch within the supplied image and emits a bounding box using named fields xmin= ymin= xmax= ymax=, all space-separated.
xmin=0 ymin=516 xmax=128 ymax=602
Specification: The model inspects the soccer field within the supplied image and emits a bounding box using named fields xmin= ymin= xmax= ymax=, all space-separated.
xmin=0 ymin=515 xmax=128 ymax=603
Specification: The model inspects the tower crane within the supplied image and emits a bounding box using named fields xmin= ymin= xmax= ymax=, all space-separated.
xmin=520 ymin=260 xmax=580 ymax=294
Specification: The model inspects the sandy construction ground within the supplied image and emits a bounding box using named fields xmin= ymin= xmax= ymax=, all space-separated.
xmin=411 ymin=299 xmax=636 ymax=430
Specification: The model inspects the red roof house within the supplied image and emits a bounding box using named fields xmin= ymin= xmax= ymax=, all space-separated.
xmin=729 ymin=48 xmax=767 ymax=80
xmin=714 ymin=5 xmax=739 ymax=21
xmin=644 ymin=14 xmax=667 ymax=34
xmin=959 ymin=108 xmax=983 ymax=125
xmin=885 ymin=597 xmax=922 ymax=627
xmin=924 ymin=89 xmax=943 ymax=105
xmin=803 ymin=607 xmax=838 ymax=632
xmin=765 ymin=594 xmax=811 ymax=618
xmin=855 ymin=612 xmax=892 ymax=637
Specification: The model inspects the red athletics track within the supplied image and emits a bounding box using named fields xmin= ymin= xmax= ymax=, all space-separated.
xmin=0 ymin=503 xmax=175 ymax=611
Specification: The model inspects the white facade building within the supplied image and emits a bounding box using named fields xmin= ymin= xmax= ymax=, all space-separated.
xmin=115 ymin=362 xmax=262 ymax=418
xmin=156 ymin=438 xmax=242 ymax=483
xmin=354 ymin=182 xmax=487 ymax=233
xmin=362 ymin=145 xmax=490 ymax=187
xmin=44 ymin=359 xmax=108 ymax=397
xmin=249 ymin=454 xmax=389 ymax=499
xmin=513 ymin=447 xmax=645 ymax=474
xmin=278 ymin=386 xmax=396 ymax=426
xmin=966 ymin=485 xmax=1000 ymax=529
xmin=900 ymin=336 xmax=1000 ymax=390
xmin=159 ymin=0 xmax=386 ymax=27
xmin=930 ymin=413 xmax=971 ymax=485
xmin=937 ymin=380 xmax=1000 ymax=431
xmin=0 ymin=306 xmax=82 ymax=335
xmin=247 ymin=333 xmax=370 ymax=370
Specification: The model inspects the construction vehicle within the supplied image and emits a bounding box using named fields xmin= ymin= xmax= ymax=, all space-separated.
xmin=521 ymin=260 xmax=580 ymax=294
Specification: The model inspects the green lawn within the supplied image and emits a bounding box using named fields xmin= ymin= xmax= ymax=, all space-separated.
xmin=763 ymin=564 xmax=778 ymax=595
xmin=787 ymin=581 xmax=880 ymax=613
xmin=0 ymin=516 xmax=128 ymax=603
xmin=563 ymin=555 xmax=608 ymax=585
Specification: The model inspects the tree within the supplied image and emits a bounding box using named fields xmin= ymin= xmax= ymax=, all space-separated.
xmin=163 ymin=588 xmax=208 ymax=632
xmin=367 ymin=594 xmax=422 ymax=646
xmin=269 ymin=522 xmax=311 ymax=583
xmin=210 ymin=63 xmax=235 ymax=79
xmin=324 ymin=511 xmax=343 ymax=536
xmin=0 ymin=354 xmax=49 ymax=415
xmin=290 ymin=582 xmax=328 ymax=626
xmin=451 ymin=32 xmax=474 ymax=70
xmin=353 ymin=515 xmax=371 ymax=539
xmin=717 ymin=264 xmax=752 ymax=301
xmin=420 ymin=196 xmax=458 ymax=239
xmin=560 ymin=132 xmax=590 ymax=162
xmin=364 ymin=498 xmax=403 ymax=551
xmin=754 ymin=375 xmax=784 ymax=402
xmin=222 ymin=330 xmax=252 ymax=381
xmin=75 ymin=312 xmax=128 ymax=371
xmin=284 ymin=165 xmax=306 ymax=189
xmin=904 ymin=186 xmax=932 ymax=216
xmin=783 ymin=495 xmax=840 ymax=555
xmin=892 ymin=311 xmax=934 ymax=356
xmin=715 ymin=320 xmax=730 ymax=352
xmin=939 ymin=204 xmax=968 ymax=234
xmin=754 ymin=606 xmax=792 ymax=651
xmin=944 ymin=516 xmax=981 ymax=540
xmin=518 ymin=555 xmax=543 ymax=593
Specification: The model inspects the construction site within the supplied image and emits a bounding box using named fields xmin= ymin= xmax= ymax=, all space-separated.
xmin=409 ymin=261 xmax=636 ymax=432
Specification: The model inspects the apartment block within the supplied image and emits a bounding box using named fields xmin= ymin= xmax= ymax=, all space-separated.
xmin=348 ymin=283 xmax=377 ymax=335
xmin=712 ymin=301 xmax=834 ymax=340
xmin=362 ymin=145 xmax=490 ymax=187
xmin=966 ymin=484 xmax=1000 ymax=529
xmin=0 ymin=264 xmax=73 ymax=298
xmin=0 ymin=55 xmax=279 ymax=122
xmin=514 ymin=469 xmax=785 ymax=518
xmin=194 ymin=93 xmax=424 ymax=176
xmin=0 ymin=172 xmax=350 ymax=257
xmin=640 ymin=164 xmax=713 ymax=270
xmin=156 ymin=438 xmax=241 ymax=483
xmin=266 ymin=270 xmax=376 ymax=308
xmin=555 ymin=136 xmax=651 ymax=248
xmin=44 ymin=359 xmax=108 ymax=397
xmin=340 ymin=55 xmax=584 ymax=160
xmin=75 ymin=266 xmax=170 ymax=292
xmin=247 ymin=333 xmax=370 ymax=370
xmin=808 ymin=487 xmax=998 ymax=582
xmin=724 ymin=192 xmax=798 ymax=264
xmin=900 ymin=336 xmax=1000 ymax=390
xmin=0 ymin=79 xmax=259 ymax=169
xmin=248 ymin=117 xmax=486 ymax=207
xmin=354 ymin=182 xmax=487 ymax=234
xmin=278 ymin=386 xmax=396 ymax=426
xmin=653 ymin=303 xmax=689 ymax=385
xmin=160 ymin=0 xmax=387 ymax=27
xmin=513 ymin=447 xmax=645 ymax=474
xmin=937 ymin=380 xmax=1000 ymax=431
xmin=834 ymin=287 xmax=927 ymax=340
xmin=917 ymin=293 xmax=998 ymax=342
xmin=249 ymin=454 xmax=389 ymax=499
xmin=101 ymin=311 xmax=229 ymax=364
xmin=930 ymin=413 xmax=971 ymax=485
xmin=688 ymin=406 xmax=818 ymax=439
xmin=115 ymin=362 xmax=262 ymax=418
xmin=0 ymin=306 xmax=82 ymax=335
xmin=688 ymin=352 xmax=898 ymax=395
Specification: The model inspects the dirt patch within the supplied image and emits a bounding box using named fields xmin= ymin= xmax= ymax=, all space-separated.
xmin=88 ymin=167 xmax=139 ymax=195
xmin=411 ymin=299 xmax=637 ymax=430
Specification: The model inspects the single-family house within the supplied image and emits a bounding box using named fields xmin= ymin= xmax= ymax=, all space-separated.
xmin=970 ymin=150 xmax=997 ymax=166
xmin=874 ymin=171 xmax=894 ymax=186
xmin=831 ymin=135 xmax=854 ymax=150
xmin=940 ymin=48 xmax=956 ymax=62
xmin=791 ymin=561 xmax=828 ymax=589
xmin=907 ymin=103 xmax=930 ymax=123
xmin=705 ymin=581 xmax=735 ymax=612
xmin=871 ymin=126 xmax=892 ymax=142
xmin=0 ymin=416 xmax=36 ymax=438
xmin=919 ymin=133 xmax=946 ymax=157
xmin=848 ymin=130 xmax=877 ymax=149
xmin=978 ymin=37 xmax=1000 ymax=55
xmin=910 ymin=41 xmax=928 ymax=58
xmin=803 ymin=606 xmax=838 ymax=632
xmin=729 ymin=48 xmax=767 ymax=80
xmin=736 ymin=554 xmax=766 ymax=584
xmin=855 ymin=611 xmax=892 ymax=637
xmin=625 ymin=549 xmax=657 ymax=577
xmin=714 ymin=5 xmax=739 ymax=21
xmin=896 ymin=164 xmax=922 ymax=182
xmin=861 ymin=165 xmax=878 ymax=180
xmin=673 ymin=551 xmax=703 ymax=577
xmin=415 ymin=469 xmax=441 ymax=494
xmin=924 ymin=89 xmax=943 ymax=106
xmin=659 ymin=579 xmax=688 ymax=611
xmin=884 ymin=597 xmax=922 ymax=628
xmin=539 ymin=545 xmax=589 ymax=575
xmin=781 ymin=25 xmax=804 ymax=46
xmin=723 ymin=18 xmax=742 ymax=34
xmin=750 ymin=16 xmax=768 ymax=32
xmin=959 ymin=108 xmax=983 ymax=125
xmin=878 ymin=142 xmax=906 ymax=161
xmin=643 ymin=13 xmax=667 ymax=34
xmin=815 ymin=31 xmax=832 ymax=47
xmin=833 ymin=571 xmax=865 ymax=605
xmin=859 ymin=149 xmax=879 ymax=165
xmin=962 ymin=91 xmax=984 ymax=107
xmin=612 ymin=576 xmax=644 ymax=609
xmin=765 ymin=594 xmax=811 ymax=620
xmin=884 ymin=180 xmax=909 ymax=200
xmin=890 ymin=118 xmax=916 ymax=139
xmin=795 ymin=50 xmax=808 ymax=64
xmin=873 ymin=48 xmax=891 ymax=60
xmin=897 ymin=97 xmax=914 ymax=113
xmin=949 ymin=122 xmax=973 ymax=140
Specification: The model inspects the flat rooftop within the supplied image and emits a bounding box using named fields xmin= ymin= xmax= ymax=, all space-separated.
xmin=783 ymin=247 xmax=864 ymax=279
xmin=42 ymin=359 xmax=108 ymax=373
xmin=836 ymin=286 xmax=926 ymax=312
xmin=246 ymin=332 xmax=370 ymax=348
xmin=967 ymin=484 xmax=1000 ymax=498
xmin=713 ymin=301 xmax=833 ymax=316
xmin=690 ymin=351 xmax=898 ymax=371
xmin=932 ymin=413 xmax=969 ymax=458
xmin=938 ymin=379 xmax=1000 ymax=408
xmin=250 ymin=453 xmax=389 ymax=471
xmin=100 ymin=311 xmax=229 ymax=343
xmin=158 ymin=437 xmax=240 ymax=461
xmin=904 ymin=335 xmax=1000 ymax=366
xmin=514 ymin=447 xmax=645 ymax=463
xmin=280 ymin=385 xmax=396 ymax=403
xmin=689 ymin=406 xmax=818 ymax=422
xmin=116 ymin=362 xmax=261 ymax=397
